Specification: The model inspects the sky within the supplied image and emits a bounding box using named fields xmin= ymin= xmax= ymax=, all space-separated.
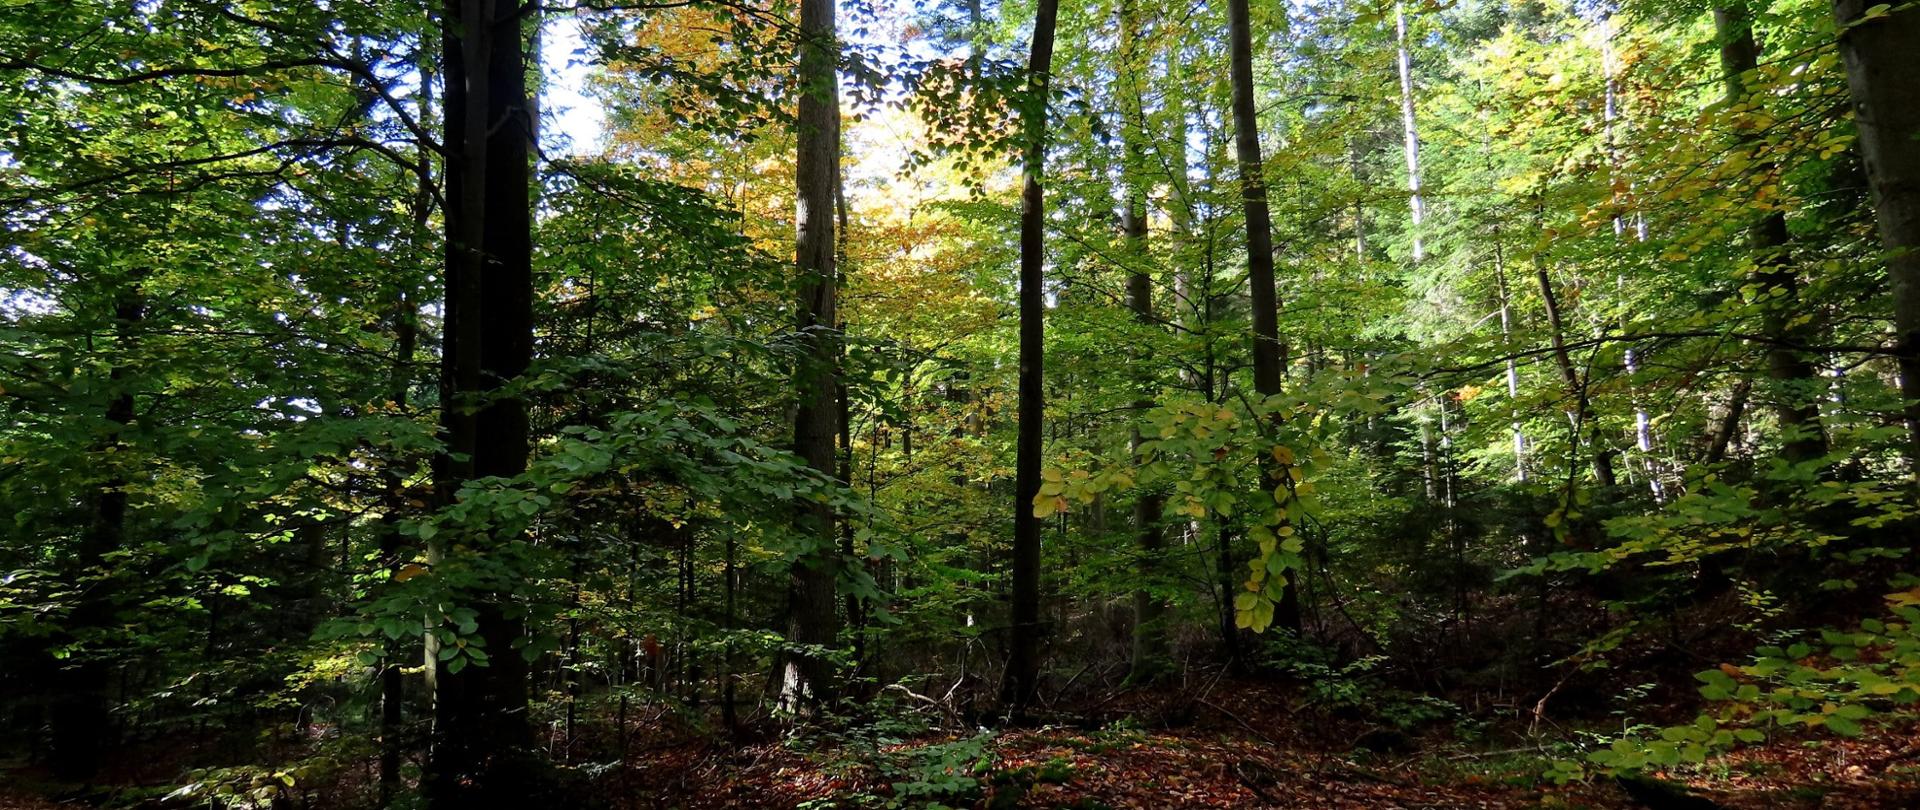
xmin=542 ymin=15 xmax=606 ymax=157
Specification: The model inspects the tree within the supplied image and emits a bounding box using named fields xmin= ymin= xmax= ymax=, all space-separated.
xmin=1117 ymin=0 xmax=1170 ymax=682
xmin=426 ymin=0 xmax=539 ymax=801
xmin=1714 ymin=3 xmax=1828 ymax=465
xmin=779 ymin=0 xmax=844 ymax=715
xmin=1226 ymin=0 xmax=1299 ymax=633
xmin=1833 ymin=0 xmax=1920 ymax=469
xmin=1006 ymin=0 xmax=1061 ymax=716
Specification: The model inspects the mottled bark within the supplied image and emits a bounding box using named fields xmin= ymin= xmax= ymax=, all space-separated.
xmin=780 ymin=0 xmax=844 ymax=715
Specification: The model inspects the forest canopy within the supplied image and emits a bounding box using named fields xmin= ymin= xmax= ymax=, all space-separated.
xmin=3 ymin=0 xmax=1920 ymax=807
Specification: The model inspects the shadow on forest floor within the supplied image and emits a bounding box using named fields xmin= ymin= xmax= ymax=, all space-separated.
xmin=593 ymin=679 xmax=1920 ymax=809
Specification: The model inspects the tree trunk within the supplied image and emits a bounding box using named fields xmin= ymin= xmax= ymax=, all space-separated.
xmin=1004 ymin=0 xmax=1059 ymax=717
xmin=427 ymin=0 xmax=537 ymax=802
xmin=778 ymin=0 xmax=843 ymax=716
xmin=1227 ymin=0 xmax=1300 ymax=633
xmin=1716 ymin=5 xmax=1830 ymax=465
xmin=1118 ymin=0 xmax=1168 ymax=681
xmin=1394 ymin=0 xmax=1425 ymax=263
xmin=47 ymin=283 xmax=144 ymax=781
xmin=1832 ymin=0 xmax=1920 ymax=469
xmin=1492 ymin=231 xmax=1527 ymax=481
xmin=1533 ymin=207 xmax=1618 ymax=489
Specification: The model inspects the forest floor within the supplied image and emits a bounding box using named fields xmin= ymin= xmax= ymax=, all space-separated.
xmin=5 ymin=679 xmax=1920 ymax=808
xmin=601 ymin=678 xmax=1920 ymax=809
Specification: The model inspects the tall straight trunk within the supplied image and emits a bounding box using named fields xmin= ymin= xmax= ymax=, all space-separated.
xmin=47 ymin=283 xmax=144 ymax=781
xmin=1492 ymin=231 xmax=1526 ymax=481
xmin=1118 ymin=0 xmax=1168 ymax=680
xmin=428 ymin=0 xmax=537 ymax=802
xmin=1832 ymin=0 xmax=1920 ymax=469
xmin=1166 ymin=32 xmax=1197 ymax=326
xmin=1393 ymin=0 xmax=1425 ymax=263
xmin=1227 ymin=0 xmax=1300 ymax=633
xmin=1601 ymin=16 xmax=1665 ymax=498
xmin=1396 ymin=2 xmax=1449 ymax=503
xmin=1004 ymin=0 xmax=1059 ymax=717
xmin=1716 ymin=5 xmax=1829 ymax=464
xmin=780 ymin=0 xmax=843 ymax=715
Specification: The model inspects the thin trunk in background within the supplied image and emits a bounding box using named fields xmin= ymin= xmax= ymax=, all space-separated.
xmin=1601 ymin=15 xmax=1666 ymax=500
xmin=1492 ymin=228 xmax=1527 ymax=481
xmin=1118 ymin=0 xmax=1168 ymax=680
xmin=1716 ymin=4 xmax=1830 ymax=465
xmin=1394 ymin=0 xmax=1425 ymax=263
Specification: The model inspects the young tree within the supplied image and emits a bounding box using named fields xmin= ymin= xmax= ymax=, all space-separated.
xmin=1117 ymin=0 xmax=1170 ymax=682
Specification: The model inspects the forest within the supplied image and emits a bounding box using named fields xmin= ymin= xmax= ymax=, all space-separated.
xmin=3 ymin=0 xmax=1920 ymax=806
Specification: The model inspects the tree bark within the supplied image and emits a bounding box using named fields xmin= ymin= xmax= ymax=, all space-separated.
xmin=427 ymin=0 xmax=537 ymax=802
xmin=47 ymin=282 xmax=144 ymax=781
xmin=778 ymin=0 xmax=843 ymax=716
xmin=1832 ymin=0 xmax=1920 ymax=470
xmin=1227 ymin=0 xmax=1300 ymax=632
xmin=1004 ymin=0 xmax=1059 ymax=717
xmin=1118 ymin=0 xmax=1168 ymax=681
xmin=1716 ymin=5 xmax=1829 ymax=465
xmin=1394 ymin=0 xmax=1425 ymax=263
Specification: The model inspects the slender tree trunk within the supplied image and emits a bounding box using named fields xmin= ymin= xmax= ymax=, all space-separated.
xmin=1227 ymin=0 xmax=1300 ymax=633
xmin=1526 ymin=196 xmax=1617 ymax=490
xmin=427 ymin=0 xmax=537 ymax=802
xmin=1705 ymin=380 xmax=1753 ymax=464
xmin=1492 ymin=231 xmax=1527 ymax=481
xmin=1004 ymin=0 xmax=1060 ymax=717
xmin=780 ymin=0 xmax=843 ymax=715
xmin=1118 ymin=0 xmax=1167 ymax=681
xmin=1601 ymin=16 xmax=1666 ymax=499
xmin=1535 ymin=252 xmax=1617 ymax=489
xmin=1717 ymin=5 xmax=1830 ymax=464
xmin=1832 ymin=0 xmax=1920 ymax=469
xmin=1394 ymin=0 xmax=1425 ymax=263
xmin=377 ymin=42 xmax=434 ymax=806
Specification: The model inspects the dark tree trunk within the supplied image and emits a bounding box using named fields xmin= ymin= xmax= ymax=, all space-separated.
xmin=1005 ymin=0 xmax=1060 ymax=718
xmin=427 ymin=0 xmax=537 ymax=803
xmin=1226 ymin=0 xmax=1300 ymax=633
xmin=1532 ymin=215 xmax=1618 ymax=490
xmin=1715 ymin=6 xmax=1829 ymax=464
xmin=779 ymin=0 xmax=842 ymax=715
xmin=1833 ymin=0 xmax=1920 ymax=470
xmin=47 ymin=285 xmax=144 ymax=781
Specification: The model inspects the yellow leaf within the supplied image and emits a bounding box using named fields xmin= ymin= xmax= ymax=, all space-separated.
xmin=394 ymin=564 xmax=428 ymax=582
xmin=1886 ymin=586 xmax=1920 ymax=607
xmin=1031 ymin=497 xmax=1057 ymax=519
